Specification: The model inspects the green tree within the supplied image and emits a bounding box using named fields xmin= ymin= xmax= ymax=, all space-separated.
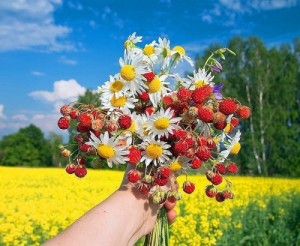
xmin=48 ymin=132 xmax=66 ymax=167
xmin=0 ymin=124 xmax=52 ymax=166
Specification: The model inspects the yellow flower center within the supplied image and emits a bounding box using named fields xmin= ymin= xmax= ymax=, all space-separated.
xmin=213 ymin=136 xmax=220 ymax=144
xmin=109 ymin=80 xmax=124 ymax=92
xmin=173 ymin=46 xmax=185 ymax=56
xmin=147 ymin=77 xmax=162 ymax=93
xmin=144 ymin=45 xmax=155 ymax=56
xmin=224 ymin=123 xmax=231 ymax=133
xmin=154 ymin=117 xmax=170 ymax=130
xmin=120 ymin=65 xmax=135 ymax=81
xmin=169 ymin=160 xmax=182 ymax=172
xmin=146 ymin=144 xmax=163 ymax=159
xmin=230 ymin=142 xmax=241 ymax=155
xmin=195 ymin=80 xmax=207 ymax=88
xmin=110 ymin=95 xmax=127 ymax=107
xmin=127 ymin=121 xmax=136 ymax=133
xmin=97 ymin=144 xmax=115 ymax=159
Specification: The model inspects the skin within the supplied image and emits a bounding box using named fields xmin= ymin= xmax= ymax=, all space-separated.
xmin=43 ymin=166 xmax=177 ymax=246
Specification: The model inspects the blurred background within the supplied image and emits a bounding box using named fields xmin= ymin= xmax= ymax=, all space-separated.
xmin=0 ymin=0 xmax=299 ymax=245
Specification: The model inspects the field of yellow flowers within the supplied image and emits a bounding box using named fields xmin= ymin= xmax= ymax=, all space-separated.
xmin=0 ymin=167 xmax=299 ymax=246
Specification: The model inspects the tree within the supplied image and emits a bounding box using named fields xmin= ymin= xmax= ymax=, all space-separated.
xmin=0 ymin=124 xmax=52 ymax=166
xmin=48 ymin=132 xmax=66 ymax=167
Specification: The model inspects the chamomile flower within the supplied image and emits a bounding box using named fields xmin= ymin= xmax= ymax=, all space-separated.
xmin=146 ymin=108 xmax=181 ymax=138
xmin=140 ymin=138 xmax=172 ymax=166
xmin=119 ymin=50 xmax=150 ymax=96
xmin=124 ymin=32 xmax=142 ymax=50
xmin=219 ymin=130 xmax=241 ymax=162
xmin=98 ymin=74 xmax=126 ymax=100
xmin=167 ymin=156 xmax=191 ymax=173
xmin=121 ymin=112 xmax=145 ymax=142
xmin=155 ymin=37 xmax=174 ymax=70
xmin=143 ymin=41 xmax=158 ymax=63
xmin=146 ymin=74 xmax=171 ymax=107
xmin=86 ymin=132 xmax=129 ymax=168
xmin=172 ymin=45 xmax=194 ymax=67
xmin=183 ymin=68 xmax=214 ymax=89
xmin=101 ymin=92 xmax=137 ymax=114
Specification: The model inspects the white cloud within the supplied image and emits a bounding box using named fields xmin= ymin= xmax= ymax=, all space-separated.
xmin=0 ymin=104 xmax=6 ymax=119
xmin=32 ymin=71 xmax=45 ymax=76
xmin=29 ymin=79 xmax=86 ymax=103
xmin=59 ymin=56 xmax=78 ymax=65
xmin=12 ymin=114 xmax=29 ymax=121
xmin=0 ymin=0 xmax=74 ymax=52
xmin=101 ymin=6 xmax=124 ymax=29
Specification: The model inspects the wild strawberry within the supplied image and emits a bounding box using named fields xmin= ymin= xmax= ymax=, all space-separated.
xmin=173 ymin=141 xmax=188 ymax=156
xmin=127 ymin=147 xmax=141 ymax=165
xmin=205 ymin=185 xmax=217 ymax=198
xmin=127 ymin=169 xmax=141 ymax=183
xmin=197 ymin=136 xmax=207 ymax=146
xmin=215 ymin=163 xmax=227 ymax=175
xmin=91 ymin=119 xmax=104 ymax=131
xmin=177 ymin=87 xmax=191 ymax=101
xmin=172 ymin=129 xmax=187 ymax=140
xmin=69 ymin=108 xmax=78 ymax=119
xmin=143 ymin=72 xmax=155 ymax=82
xmin=162 ymin=96 xmax=173 ymax=108
xmin=167 ymin=190 xmax=182 ymax=203
xmin=144 ymin=107 xmax=155 ymax=115
xmin=61 ymin=148 xmax=71 ymax=157
xmin=213 ymin=111 xmax=226 ymax=123
xmin=207 ymin=137 xmax=216 ymax=150
xmin=236 ymin=105 xmax=251 ymax=119
xmin=206 ymin=170 xmax=215 ymax=181
xmin=222 ymin=190 xmax=233 ymax=199
xmin=60 ymin=105 xmax=72 ymax=116
xmin=186 ymin=148 xmax=196 ymax=158
xmin=137 ymin=183 xmax=150 ymax=195
xmin=213 ymin=121 xmax=227 ymax=130
xmin=77 ymin=123 xmax=89 ymax=133
xmin=138 ymin=92 xmax=150 ymax=102
xmin=152 ymin=190 xmax=167 ymax=204
xmin=191 ymin=157 xmax=202 ymax=169
xmin=185 ymin=137 xmax=194 ymax=147
xmin=79 ymin=143 xmax=91 ymax=152
xmin=191 ymin=85 xmax=213 ymax=103
xmin=211 ymin=173 xmax=223 ymax=185
xmin=230 ymin=117 xmax=239 ymax=127
xmin=118 ymin=115 xmax=132 ymax=129
xmin=75 ymin=165 xmax=87 ymax=178
xmin=158 ymin=167 xmax=171 ymax=179
xmin=155 ymin=177 xmax=168 ymax=186
xmin=105 ymin=120 xmax=118 ymax=132
xmin=177 ymin=101 xmax=189 ymax=114
xmin=183 ymin=181 xmax=195 ymax=194
xmin=58 ymin=117 xmax=70 ymax=130
xmin=65 ymin=163 xmax=76 ymax=174
xmin=215 ymin=192 xmax=225 ymax=202
xmin=196 ymin=146 xmax=211 ymax=161
xmin=198 ymin=106 xmax=214 ymax=123
xmin=78 ymin=113 xmax=93 ymax=127
xmin=219 ymin=99 xmax=237 ymax=115
xmin=74 ymin=134 xmax=85 ymax=143
xmin=227 ymin=163 xmax=238 ymax=173
xmin=77 ymin=156 xmax=86 ymax=165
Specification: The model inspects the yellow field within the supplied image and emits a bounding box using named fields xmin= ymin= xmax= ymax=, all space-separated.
xmin=0 ymin=167 xmax=299 ymax=245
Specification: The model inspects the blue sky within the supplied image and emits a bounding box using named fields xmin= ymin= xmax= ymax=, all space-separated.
xmin=0 ymin=0 xmax=299 ymax=139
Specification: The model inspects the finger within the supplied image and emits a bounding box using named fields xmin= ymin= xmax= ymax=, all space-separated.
xmin=164 ymin=200 xmax=176 ymax=211
xmin=167 ymin=209 xmax=177 ymax=225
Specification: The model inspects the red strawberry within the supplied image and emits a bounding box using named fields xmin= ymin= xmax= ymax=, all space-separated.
xmin=197 ymin=136 xmax=207 ymax=146
xmin=158 ymin=167 xmax=171 ymax=179
xmin=236 ymin=105 xmax=251 ymax=119
xmin=215 ymin=163 xmax=227 ymax=175
xmin=173 ymin=141 xmax=188 ymax=156
xmin=155 ymin=177 xmax=169 ymax=186
xmin=138 ymin=92 xmax=150 ymax=102
xmin=167 ymin=190 xmax=182 ymax=203
xmin=211 ymin=173 xmax=223 ymax=185
xmin=162 ymin=96 xmax=173 ymax=108
xmin=198 ymin=106 xmax=214 ymax=123
xmin=60 ymin=105 xmax=72 ymax=116
xmin=191 ymin=157 xmax=202 ymax=169
xmin=230 ymin=117 xmax=239 ymax=127
xmin=79 ymin=143 xmax=91 ymax=152
xmin=143 ymin=72 xmax=155 ymax=82
xmin=219 ymin=99 xmax=237 ymax=115
xmin=191 ymin=85 xmax=213 ymax=103
xmin=183 ymin=181 xmax=195 ymax=194
xmin=213 ymin=121 xmax=227 ymax=130
xmin=77 ymin=123 xmax=89 ymax=133
xmin=74 ymin=134 xmax=85 ymax=143
xmin=127 ymin=147 xmax=141 ymax=165
xmin=177 ymin=87 xmax=191 ymax=101
xmin=75 ymin=165 xmax=87 ymax=178
xmin=137 ymin=183 xmax=150 ymax=195
xmin=186 ymin=148 xmax=196 ymax=158
xmin=144 ymin=107 xmax=155 ymax=115
xmin=213 ymin=111 xmax=226 ymax=123
xmin=58 ymin=117 xmax=70 ymax=130
xmin=118 ymin=115 xmax=132 ymax=129
xmin=69 ymin=108 xmax=78 ymax=119
xmin=215 ymin=192 xmax=225 ymax=202
xmin=172 ymin=129 xmax=187 ymax=140
xmin=196 ymin=146 xmax=211 ymax=161
xmin=105 ymin=120 xmax=118 ymax=132
xmin=207 ymin=137 xmax=216 ymax=150
xmin=65 ymin=163 xmax=76 ymax=174
xmin=222 ymin=190 xmax=234 ymax=199
xmin=77 ymin=156 xmax=86 ymax=165
xmin=227 ymin=163 xmax=238 ymax=173
xmin=205 ymin=185 xmax=217 ymax=198
xmin=127 ymin=169 xmax=141 ymax=183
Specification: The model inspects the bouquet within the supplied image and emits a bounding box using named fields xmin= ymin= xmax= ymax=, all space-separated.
xmin=57 ymin=33 xmax=251 ymax=245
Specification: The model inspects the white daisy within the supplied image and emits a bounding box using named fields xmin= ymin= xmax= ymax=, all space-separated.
xmin=219 ymin=130 xmax=241 ymax=162
xmin=167 ymin=156 xmax=191 ymax=173
xmin=172 ymin=45 xmax=194 ymax=67
xmin=98 ymin=74 xmax=127 ymax=100
xmin=143 ymin=41 xmax=158 ymax=64
xmin=101 ymin=92 xmax=137 ymax=114
xmin=155 ymin=37 xmax=174 ymax=70
xmin=146 ymin=108 xmax=181 ymax=138
xmin=139 ymin=138 xmax=172 ymax=166
xmin=183 ymin=68 xmax=214 ymax=90
xmin=86 ymin=132 xmax=129 ymax=168
xmin=119 ymin=50 xmax=150 ymax=96
xmin=124 ymin=32 xmax=142 ymax=49
xmin=146 ymin=74 xmax=171 ymax=107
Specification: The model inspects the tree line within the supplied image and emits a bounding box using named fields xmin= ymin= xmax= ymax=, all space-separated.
xmin=0 ymin=36 xmax=299 ymax=176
